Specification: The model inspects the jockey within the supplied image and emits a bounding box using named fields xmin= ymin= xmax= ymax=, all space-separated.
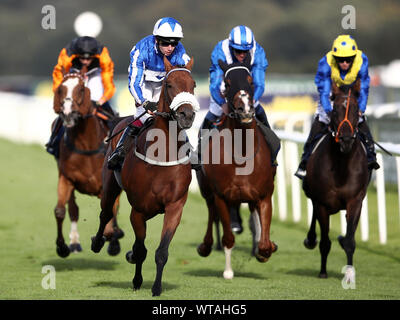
xmin=107 ymin=17 xmax=190 ymax=171
xmin=295 ymin=35 xmax=380 ymax=179
xmin=46 ymin=36 xmax=116 ymax=156
xmin=203 ymin=25 xmax=270 ymax=132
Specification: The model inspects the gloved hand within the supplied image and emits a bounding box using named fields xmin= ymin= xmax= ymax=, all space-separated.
xmin=142 ymin=101 xmax=158 ymax=112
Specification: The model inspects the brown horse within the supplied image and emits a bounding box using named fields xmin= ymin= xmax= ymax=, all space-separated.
xmin=91 ymin=56 xmax=198 ymax=296
xmin=52 ymin=69 xmax=123 ymax=258
xmin=302 ymin=80 xmax=369 ymax=283
xmin=196 ymin=59 xmax=278 ymax=279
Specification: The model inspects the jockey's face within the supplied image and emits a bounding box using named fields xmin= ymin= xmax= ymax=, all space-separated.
xmin=335 ymin=56 xmax=354 ymax=71
xmin=233 ymin=49 xmax=249 ymax=63
xmin=79 ymin=57 xmax=93 ymax=67
xmin=158 ymin=40 xmax=178 ymax=57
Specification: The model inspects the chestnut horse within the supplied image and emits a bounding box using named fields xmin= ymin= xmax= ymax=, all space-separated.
xmin=91 ymin=56 xmax=198 ymax=296
xmin=196 ymin=59 xmax=278 ymax=279
xmin=302 ymin=80 xmax=370 ymax=283
xmin=52 ymin=69 xmax=123 ymax=258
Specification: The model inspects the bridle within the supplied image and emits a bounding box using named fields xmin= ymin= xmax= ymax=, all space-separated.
xmin=332 ymin=88 xmax=357 ymax=143
xmin=223 ymin=65 xmax=255 ymax=120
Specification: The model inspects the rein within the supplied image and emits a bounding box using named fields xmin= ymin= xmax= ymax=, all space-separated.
xmin=334 ymin=88 xmax=354 ymax=143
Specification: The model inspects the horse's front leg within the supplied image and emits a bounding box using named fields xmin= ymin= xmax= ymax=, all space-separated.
xmin=213 ymin=195 xmax=235 ymax=279
xmin=104 ymin=194 xmax=124 ymax=256
xmin=67 ymin=190 xmax=82 ymax=253
xmin=91 ymin=168 xmax=121 ymax=254
xmin=255 ymin=196 xmax=277 ymax=262
xmin=338 ymin=198 xmax=363 ymax=286
xmin=55 ymin=174 xmax=74 ymax=258
xmin=126 ymin=208 xmax=147 ymax=291
xmin=304 ymin=206 xmax=318 ymax=250
xmin=316 ymin=204 xmax=331 ymax=278
xmin=197 ymin=196 xmax=217 ymax=257
xmin=152 ymin=196 xmax=187 ymax=296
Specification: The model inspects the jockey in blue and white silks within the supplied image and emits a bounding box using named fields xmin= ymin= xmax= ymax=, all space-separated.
xmin=108 ymin=17 xmax=191 ymax=171
xmin=203 ymin=25 xmax=270 ymax=129
xmin=295 ymin=35 xmax=379 ymax=180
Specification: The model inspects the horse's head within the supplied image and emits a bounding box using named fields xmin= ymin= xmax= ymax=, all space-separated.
xmin=161 ymin=56 xmax=199 ymax=129
xmin=218 ymin=55 xmax=255 ymax=124
xmin=330 ymin=80 xmax=360 ymax=153
xmin=53 ymin=67 xmax=92 ymax=128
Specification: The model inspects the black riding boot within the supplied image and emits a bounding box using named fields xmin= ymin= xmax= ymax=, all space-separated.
xmin=295 ymin=117 xmax=327 ymax=179
xmin=107 ymin=125 xmax=139 ymax=171
xmin=358 ymin=120 xmax=380 ymax=170
xmin=191 ymin=118 xmax=214 ymax=171
xmin=46 ymin=116 xmax=63 ymax=157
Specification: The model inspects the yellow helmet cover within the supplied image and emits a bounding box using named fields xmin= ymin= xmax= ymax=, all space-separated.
xmin=331 ymin=35 xmax=358 ymax=57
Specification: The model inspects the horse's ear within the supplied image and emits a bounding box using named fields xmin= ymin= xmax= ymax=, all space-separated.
xmin=218 ymin=59 xmax=228 ymax=73
xmin=185 ymin=57 xmax=194 ymax=71
xmin=353 ymin=78 xmax=361 ymax=97
xmin=80 ymin=65 xmax=88 ymax=75
xmin=164 ymin=55 xmax=173 ymax=73
xmin=331 ymin=81 xmax=340 ymax=97
xmin=53 ymin=86 xmax=63 ymax=113
xmin=243 ymin=53 xmax=251 ymax=69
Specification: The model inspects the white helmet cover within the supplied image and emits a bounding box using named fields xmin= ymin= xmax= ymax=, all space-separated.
xmin=153 ymin=17 xmax=184 ymax=38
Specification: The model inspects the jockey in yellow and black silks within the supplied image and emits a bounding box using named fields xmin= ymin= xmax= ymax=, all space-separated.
xmin=295 ymin=35 xmax=379 ymax=179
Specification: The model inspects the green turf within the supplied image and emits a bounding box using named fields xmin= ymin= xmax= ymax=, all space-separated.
xmin=0 ymin=138 xmax=399 ymax=300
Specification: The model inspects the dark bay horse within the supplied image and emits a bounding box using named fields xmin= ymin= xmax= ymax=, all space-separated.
xmin=52 ymin=69 xmax=123 ymax=258
xmin=303 ymin=80 xmax=370 ymax=283
xmin=91 ymin=56 xmax=198 ymax=296
xmin=196 ymin=59 xmax=278 ymax=279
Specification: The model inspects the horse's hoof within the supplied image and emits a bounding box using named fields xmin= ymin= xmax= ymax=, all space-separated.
xmin=69 ymin=243 xmax=82 ymax=253
xmin=107 ymin=239 xmax=121 ymax=256
xmin=304 ymin=238 xmax=318 ymax=250
xmin=113 ymin=228 xmax=124 ymax=240
xmin=56 ymin=244 xmax=70 ymax=258
xmin=337 ymin=235 xmax=345 ymax=249
xmin=272 ymin=242 xmax=278 ymax=253
xmin=152 ymin=284 xmax=162 ymax=297
xmin=255 ymin=253 xmax=269 ymax=263
xmin=91 ymin=236 xmax=106 ymax=253
xmin=126 ymin=250 xmax=136 ymax=264
xmin=231 ymin=222 xmax=243 ymax=234
xmin=197 ymin=243 xmax=212 ymax=257
xmin=223 ymin=269 xmax=234 ymax=279
xmin=319 ymin=272 xmax=328 ymax=279
xmin=133 ymin=275 xmax=143 ymax=290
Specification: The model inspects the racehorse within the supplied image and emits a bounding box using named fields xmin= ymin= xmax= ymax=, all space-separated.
xmin=196 ymin=58 xmax=278 ymax=279
xmin=302 ymin=79 xmax=370 ymax=283
xmin=91 ymin=56 xmax=198 ymax=296
xmin=52 ymin=67 xmax=123 ymax=258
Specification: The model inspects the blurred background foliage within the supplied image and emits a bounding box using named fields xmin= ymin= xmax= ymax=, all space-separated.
xmin=1 ymin=0 xmax=400 ymax=78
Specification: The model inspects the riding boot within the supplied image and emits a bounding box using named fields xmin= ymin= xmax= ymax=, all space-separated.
xmin=107 ymin=125 xmax=140 ymax=171
xmin=45 ymin=116 xmax=63 ymax=157
xmin=191 ymin=117 xmax=215 ymax=171
xmin=295 ymin=117 xmax=327 ymax=179
xmin=255 ymin=104 xmax=271 ymax=129
xmin=358 ymin=120 xmax=380 ymax=170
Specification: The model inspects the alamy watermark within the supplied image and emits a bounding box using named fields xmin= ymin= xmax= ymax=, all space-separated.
xmin=141 ymin=122 xmax=256 ymax=175
xmin=341 ymin=5 xmax=356 ymax=29
xmin=41 ymin=5 xmax=56 ymax=30
xmin=41 ymin=265 xmax=56 ymax=289
xmin=341 ymin=265 xmax=356 ymax=289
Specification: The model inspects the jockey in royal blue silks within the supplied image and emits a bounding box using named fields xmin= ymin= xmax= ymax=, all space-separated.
xmin=202 ymin=25 xmax=270 ymax=131
xmin=108 ymin=17 xmax=191 ymax=171
xmin=295 ymin=34 xmax=380 ymax=180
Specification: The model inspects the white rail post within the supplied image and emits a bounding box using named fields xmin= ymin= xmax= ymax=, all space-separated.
xmin=397 ymin=157 xmax=400 ymax=228
xmin=360 ymin=196 xmax=369 ymax=242
xmin=376 ymin=153 xmax=387 ymax=244
xmin=340 ymin=210 xmax=347 ymax=236
xmin=276 ymin=142 xmax=287 ymax=221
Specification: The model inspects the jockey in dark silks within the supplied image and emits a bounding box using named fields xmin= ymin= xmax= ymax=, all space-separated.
xmin=295 ymin=34 xmax=380 ymax=180
xmin=46 ymin=36 xmax=117 ymax=157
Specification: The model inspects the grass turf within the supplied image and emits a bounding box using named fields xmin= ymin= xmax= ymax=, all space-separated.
xmin=0 ymin=138 xmax=399 ymax=300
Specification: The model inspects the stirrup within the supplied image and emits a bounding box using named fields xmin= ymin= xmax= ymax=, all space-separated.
xmin=294 ymin=168 xmax=306 ymax=180
xmin=107 ymin=147 xmax=125 ymax=171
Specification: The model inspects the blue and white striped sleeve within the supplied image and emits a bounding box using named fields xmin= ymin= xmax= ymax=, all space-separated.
xmin=209 ymin=43 xmax=225 ymax=106
xmin=252 ymin=44 xmax=268 ymax=103
xmin=128 ymin=45 xmax=145 ymax=105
